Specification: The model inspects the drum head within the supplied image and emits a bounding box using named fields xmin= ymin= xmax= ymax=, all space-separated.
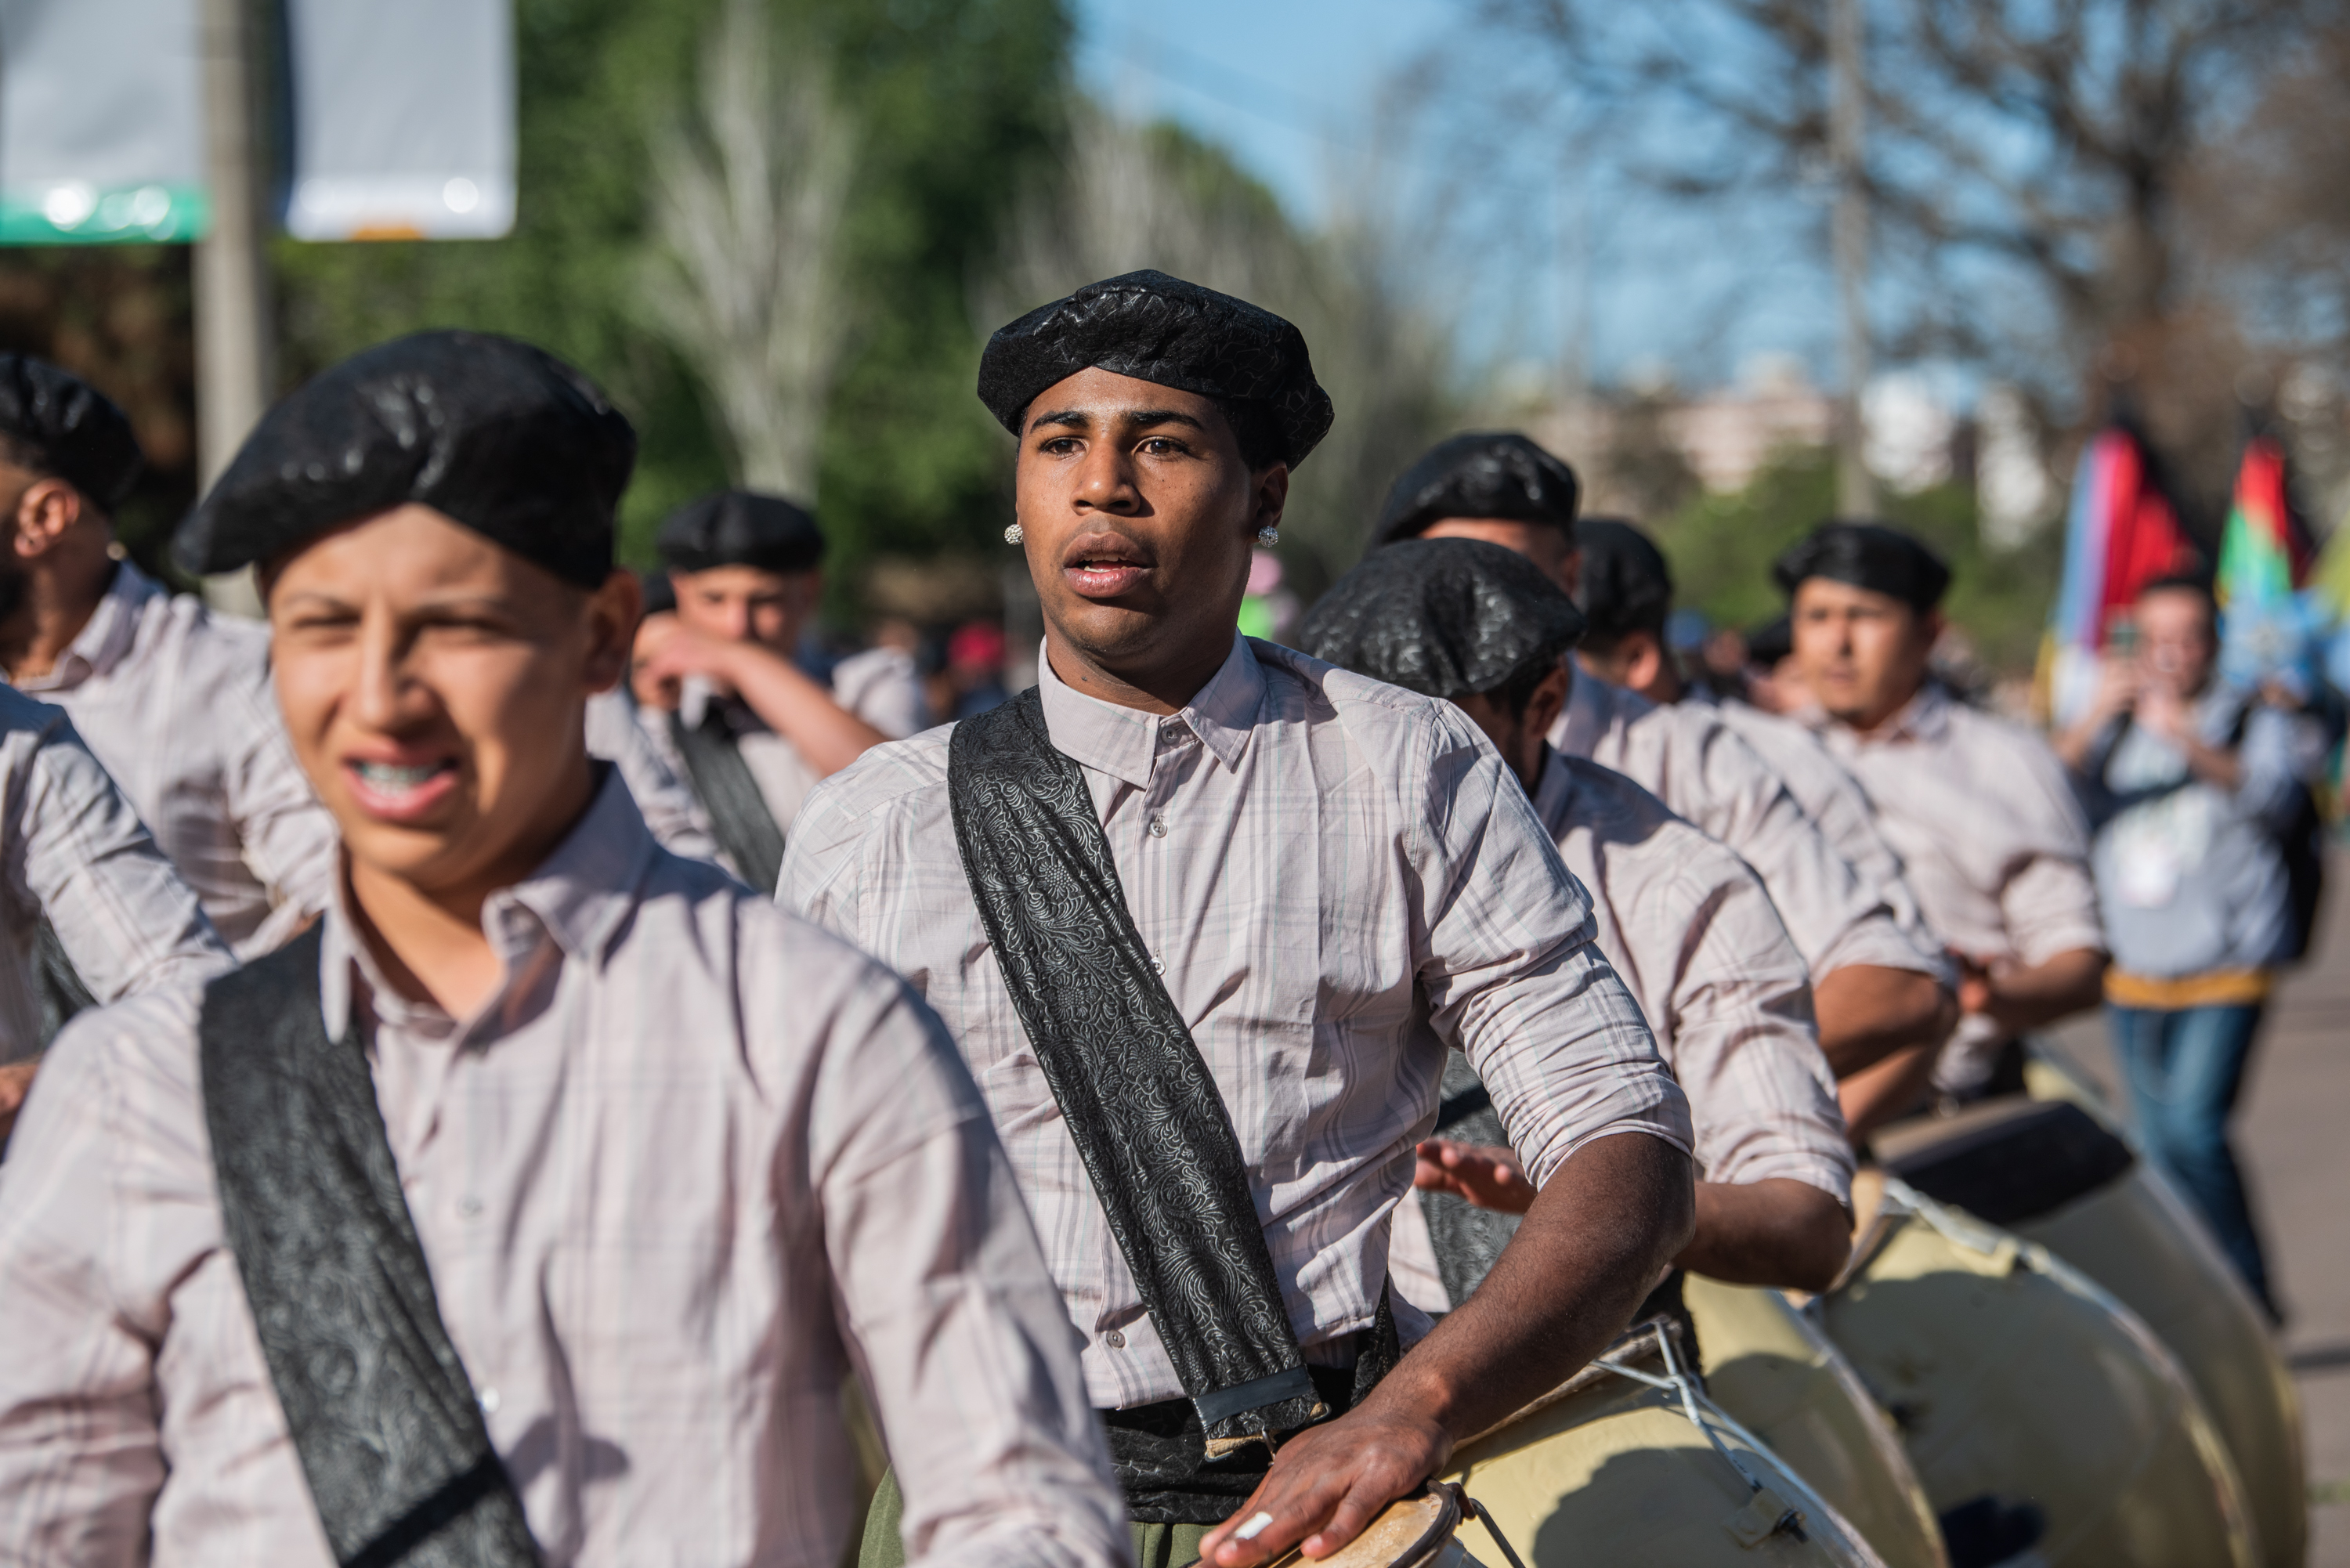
xmin=1258 ymin=1486 xmax=1467 ymax=1568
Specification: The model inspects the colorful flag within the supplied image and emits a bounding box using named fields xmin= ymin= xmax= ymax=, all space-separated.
xmin=2215 ymin=434 xmax=2321 ymax=694
xmin=2042 ymin=421 xmax=2197 ymax=723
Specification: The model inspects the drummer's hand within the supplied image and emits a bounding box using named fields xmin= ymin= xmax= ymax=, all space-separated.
xmin=1197 ymin=1399 xmax=1450 ymax=1566
xmin=1414 ymin=1139 xmax=1535 ymax=1215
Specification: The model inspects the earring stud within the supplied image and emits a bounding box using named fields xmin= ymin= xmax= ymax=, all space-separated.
xmin=1003 ymin=523 xmax=1025 ymax=546
xmin=1256 ymin=526 xmax=1279 ymax=547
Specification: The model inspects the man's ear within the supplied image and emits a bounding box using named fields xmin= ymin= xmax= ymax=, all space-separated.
xmin=1557 ymin=547 xmax=1583 ymax=601
xmin=1625 ymin=631 xmax=1668 ymax=700
xmin=13 ymin=478 xmax=83 ymax=561
xmin=1246 ymin=463 xmax=1289 ymax=536
xmin=582 ymin=569 xmax=644 ymax=695
xmin=1524 ymin=660 xmax=1571 ymax=739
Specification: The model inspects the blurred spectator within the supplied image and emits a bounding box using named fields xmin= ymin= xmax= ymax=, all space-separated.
xmin=941 ymin=620 xmax=1011 ymax=721
xmin=1236 ymin=548 xmax=1300 ymax=644
xmin=1738 ymin=614 xmax=1807 ymax=715
xmin=2055 ymin=574 xmax=2326 ymax=1317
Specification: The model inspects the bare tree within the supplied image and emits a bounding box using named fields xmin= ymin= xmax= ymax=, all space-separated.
xmin=639 ymin=0 xmax=856 ymax=501
xmin=1481 ymin=0 xmax=2342 ymax=516
xmin=983 ymin=103 xmax=1455 ymax=596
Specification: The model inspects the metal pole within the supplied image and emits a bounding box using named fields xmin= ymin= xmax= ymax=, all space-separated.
xmin=194 ymin=0 xmax=271 ymax=612
xmin=1829 ymin=0 xmax=1877 ymax=517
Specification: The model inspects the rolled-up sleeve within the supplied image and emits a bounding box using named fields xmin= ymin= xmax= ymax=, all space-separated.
xmin=1410 ymin=719 xmax=1691 ymax=1189
xmin=20 ymin=716 xmax=229 ymax=1008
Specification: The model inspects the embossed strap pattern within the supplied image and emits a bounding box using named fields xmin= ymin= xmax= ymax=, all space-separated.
xmin=199 ymin=926 xmax=540 ymax=1568
xmin=947 ymin=688 xmax=1321 ymax=1450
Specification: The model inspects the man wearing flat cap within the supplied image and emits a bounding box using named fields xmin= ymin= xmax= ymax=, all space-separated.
xmin=625 ymin=490 xmax=920 ymax=894
xmin=1777 ymin=520 xmax=2106 ymax=1107
xmin=1298 ymin=537 xmax=1853 ymax=1313
xmin=1382 ymin=434 xmax=1956 ymax=1114
xmin=0 ymin=353 xmax=338 ymax=960
xmin=0 ymin=331 xmax=1126 ymax=1568
xmin=1570 ymin=515 xmax=1957 ymax=1135
xmin=784 ymin=270 xmax=1695 ymax=1568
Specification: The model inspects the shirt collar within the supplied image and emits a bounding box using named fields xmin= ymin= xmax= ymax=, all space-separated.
xmin=1036 ymin=632 xmax=1263 ymax=788
xmin=1792 ymin=681 xmax=1948 ymax=746
xmin=320 ymin=764 xmax=658 ymax=1042
xmin=18 ymin=560 xmax=156 ymax=692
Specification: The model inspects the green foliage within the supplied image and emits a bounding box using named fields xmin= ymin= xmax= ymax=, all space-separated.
xmin=1654 ymin=449 xmax=2066 ymax=674
xmin=273 ymin=0 xmax=1069 ymax=593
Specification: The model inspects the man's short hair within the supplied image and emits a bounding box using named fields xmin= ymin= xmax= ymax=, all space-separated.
xmin=1573 ymin=517 xmax=1673 ymax=652
xmin=1772 ymin=520 xmax=1950 ymax=613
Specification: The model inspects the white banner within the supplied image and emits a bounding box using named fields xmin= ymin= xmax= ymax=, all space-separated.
xmin=0 ymin=0 xmax=208 ymax=243
xmin=283 ymin=0 xmax=515 ymax=241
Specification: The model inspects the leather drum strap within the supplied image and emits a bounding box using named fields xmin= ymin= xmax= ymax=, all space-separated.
xmin=947 ymin=688 xmax=1325 ymax=1454
xmin=199 ymin=927 xmax=540 ymax=1568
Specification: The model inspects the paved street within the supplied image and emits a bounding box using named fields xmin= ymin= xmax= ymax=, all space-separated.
xmin=2044 ymin=852 xmax=2350 ymax=1566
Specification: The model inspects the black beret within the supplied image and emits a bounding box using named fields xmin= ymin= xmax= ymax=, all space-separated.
xmin=976 ymin=269 xmax=1333 ymax=469
xmin=1773 ymin=520 xmax=1950 ymax=612
xmin=657 ymin=490 xmax=823 ymax=575
xmin=1376 ymin=432 xmax=1580 ymax=544
xmin=1297 ymin=536 xmax=1585 ymax=702
xmin=0 ymin=353 xmax=143 ymax=508
xmin=173 ymin=330 xmax=634 ymax=587
xmin=1744 ymin=613 xmax=1792 ymax=667
xmin=1574 ymin=517 xmax=1674 ymax=641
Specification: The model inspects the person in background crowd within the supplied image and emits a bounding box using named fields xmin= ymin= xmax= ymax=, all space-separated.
xmin=1570 ymin=517 xmax=1958 ymax=1136
xmin=784 ymin=271 xmax=1694 ymax=1568
xmin=1739 ymin=615 xmax=1806 ymax=714
xmin=1379 ymin=435 xmax=1954 ymax=1108
xmin=0 ymin=685 xmax=230 ymax=1147
xmin=2055 ymin=574 xmax=2323 ymax=1316
xmin=1781 ymin=520 xmax=2107 ymax=1116
xmin=0 ymin=352 xmax=336 ymax=957
xmin=630 ymin=490 xmax=922 ymax=894
xmin=1300 ymin=538 xmax=1852 ymax=1311
xmin=0 ymin=329 xmax=1126 ymax=1567
xmin=939 ymin=620 xmax=1011 ymax=721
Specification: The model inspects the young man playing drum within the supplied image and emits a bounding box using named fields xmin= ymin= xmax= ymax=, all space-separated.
xmin=1300 ymin=539 xmax=1853 ymax=1304
xmin=0 ymin=331 xmax=1126 ymax=1568
xmin=1378 ymin=435 xmax=1955 ymax=1093
xmin=783 ymin=271 xmax=1697 ymax=1568
xmin=1776 ymin=522 xmax=2106 ymax=1114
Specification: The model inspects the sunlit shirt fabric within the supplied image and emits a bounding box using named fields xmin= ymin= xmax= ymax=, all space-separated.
xmin=1549 ymin=672 xmax=1943 ymax=984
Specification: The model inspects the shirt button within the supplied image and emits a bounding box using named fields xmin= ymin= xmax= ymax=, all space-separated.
xmin=457 ymin=1197 xmax=484 ymax=1219
xmin=1104 ymin=1330 xmax=1126 ymax=1349
xmin=478 ymin=1386 xmax=501 ymax=1414
xmin=1148 ymin=815 xmax=1168 ymax=838
xmin=1151 ymin=956 xmax=1166 ymax=975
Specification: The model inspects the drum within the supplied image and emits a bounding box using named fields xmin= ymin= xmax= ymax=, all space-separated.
xmin=1440 ymin=1320 xmax=1886 ymax=1566
xmin=1682 ymin=1274 xmax=1948 ymax=1568
xmin=1253 ymin=1484 xmax=1493 ymax=1568
xmin=2018 ymin=1053 xmax=2308 ymax=1568
xmin=1878 ymin=1079 xmax=2305 ymax=1568
xmin=1818 ymin=1174 xmax=2258 ymax=1567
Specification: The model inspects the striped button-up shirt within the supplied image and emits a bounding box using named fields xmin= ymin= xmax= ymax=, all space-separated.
xmin=1688 ymin=688 xmax=1948 ymax=975
xmin=1552 ymin=673 xmax=1943 ymax=983
xmin=0 ymin=771 xmax=1124 ymax=1568
xmin=1390 ymin=750 xmax=1851 ymax=1313
xmin=1531 ymin=750 xmax=1849 ymax=1201
xmin=0 ymin=684 xmax=227 ymax=1060
xmin=13 ymin=562 xmax=335 ymax=956
xmin=783 ymin=635 xmax=1692 ymax=1410
xmin=1797 ymin=685 xmax=2105 ymax=1092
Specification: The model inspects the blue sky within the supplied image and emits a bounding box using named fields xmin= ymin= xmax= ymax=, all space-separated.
xmin=1068 ymin=0 xmax=1866 ymax=394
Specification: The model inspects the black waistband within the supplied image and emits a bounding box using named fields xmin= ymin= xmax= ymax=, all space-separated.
xmin=1097 ymin=1295 xmax=1401 ymax=1526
